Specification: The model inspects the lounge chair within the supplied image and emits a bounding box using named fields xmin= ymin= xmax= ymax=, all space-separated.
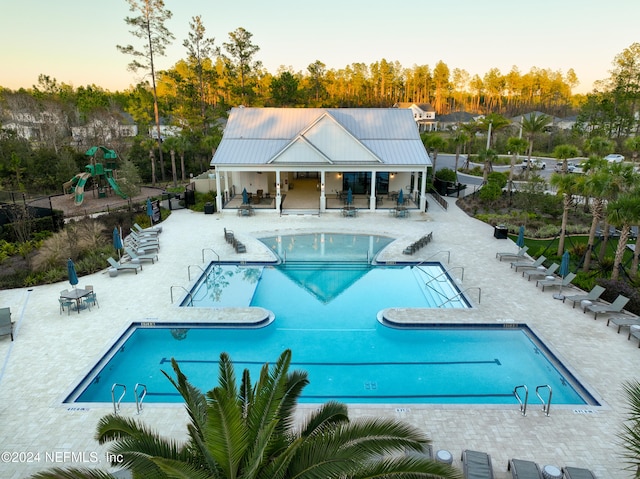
xmin=133 ymin=223 xmax=161 ymax=235
xmin=629 ymin=326 xmax=640 ymax=347
xmin=128 ymin=231 xmax=160 ymax=247
xmin=511 ymin=255 xmax=546 ymax=272
xmin=508 ymin=459 xmax=543 ymax=479
xmin=461 ymin=449 xmax=494 ymax=479
xmin=563 ymin=285 xmax=606 ymax=309
xmin=585 ymin=294 xmax=629 ymax=319
xmin=124 ymin=237 xmax=159 ymax=254
xmin=606 ymin=315 xmax=640 ymax=333
xmin=107 ymin=257 xmax=142 ymax=275
xmin=125 ymin=246 xmax=158 ymax=264
xmin=523 ymin=263 xmax=558 ymax=281
xmin=497 ymin=246 xmax=529 ymax=261
xmin=0 ymin=307 xmax=14 ymax=341
xmin=562 ymin=466 xmax=596 ymax=479
xmin=536 ymin=272 xmax=576 ymax=291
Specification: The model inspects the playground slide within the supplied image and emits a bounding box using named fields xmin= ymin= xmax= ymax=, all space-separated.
xmin=73 ymin=172 xmax=92 ymax=206
xmin=106 ymin=176 xmax=128 ymax=199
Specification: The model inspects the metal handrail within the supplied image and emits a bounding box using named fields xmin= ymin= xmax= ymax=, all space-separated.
xmin=415 ymin=250 xmax=451 ymax=265
xmin=170 ymin=285 xmax=193 ymax=305
xmin=514 ymin=385 xmax=528 ymax=416
xmin=111 ymin=383 xmax=126 ymax=415
xmin=134 ymin=383 xmax=147 ymax=414
xmin=188 ymin=264 xmax=205 ymax=281
xmin=201 ymin=248 xmax=220 ymax=264
xmin=437 ymin=286 xmax=481 ymax=307
xmin=423 ymin=266 xmax=465 ymax=285
xmin=536 ymin=385 xmax=553 ymax=416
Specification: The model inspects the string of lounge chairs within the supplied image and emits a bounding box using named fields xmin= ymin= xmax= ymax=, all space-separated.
xmin=224 ymin=227 xmax=246 ymax=253
xmin=403 ymin=232 xmax=433 ymax=255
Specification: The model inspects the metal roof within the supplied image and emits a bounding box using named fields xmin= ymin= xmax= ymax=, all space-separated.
xmin=211 ymin=108 xmax=431 ymax=168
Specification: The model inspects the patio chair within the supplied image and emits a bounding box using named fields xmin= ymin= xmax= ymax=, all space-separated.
xmin=508 ymin=458 xmax=543 ymax=479
xmin=128 ymin=231 xmax=160 ymax=248
xmin=562 ymin=466 xmax=596 ymax=479
xmin=124 ymin=237 xmax=159 ymax=254
xmin=461 ymin=449 xmax=494 ymax=479
xmin=606 ymin=315 xmax=640 ymax=333
xmin=536 ymin=272 xmax=576 ymax=291
xmin=523 ymin=263 xmax=559 ymax=281
xmin=584 ymin=294 xmax=629 ymax=320
xmin=83 ymin=291 xmax=99 ymax=310
xmin=125 ymin=246 xmax=158 ymax=264
xmin=511 ymin=255 xmax=546 ymax=272
xmin=496 ymin=246 xmax=529 ymax=261
xmin=133 ymin=223 xmax=161 ymax=235
xmin=59 ymin=290 xmax=74 ymax=315
xmin=107 ymin=257 xmax=142 ymax=275
xmin=0 ymin=307 xmax=14 ymax=341
xmin=563 ymin=285 xmax=606 ymax=309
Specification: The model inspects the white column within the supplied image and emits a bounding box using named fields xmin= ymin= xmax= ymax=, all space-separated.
xmin=420 ymin=167 xmax=428 ymax=211
xmin=215 ymin=169 xmax=223 ymax=212
xmin=369 ymin=171 xmax=377 ymax=210
xmin=319 ymin=170 xmax=326 ymax=211
xmin=275 ymin=170 xmax=282 ymax=212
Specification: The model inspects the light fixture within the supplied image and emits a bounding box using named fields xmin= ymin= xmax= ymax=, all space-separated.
xmin=337 ymin=173 xmax=342 ymax=178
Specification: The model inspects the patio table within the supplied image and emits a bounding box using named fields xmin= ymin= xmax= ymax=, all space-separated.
xmin=60 ymin=288 xmax=91 ymax=314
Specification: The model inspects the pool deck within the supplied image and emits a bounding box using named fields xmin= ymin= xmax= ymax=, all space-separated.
xmin=0 ymin=195 xmax=638 ymax=478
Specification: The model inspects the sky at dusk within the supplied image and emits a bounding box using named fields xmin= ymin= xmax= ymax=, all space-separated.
xmin=2 ymin=0 xmax=639 ymax=94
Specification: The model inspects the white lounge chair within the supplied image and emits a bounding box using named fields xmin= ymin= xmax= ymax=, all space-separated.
xmin=511 ymin=255 xmax=546 ymax=272
xmin=107 ymin=257 xmax=142 ymax=275
xmin=606 ymin=315 xmax=640 ymax=333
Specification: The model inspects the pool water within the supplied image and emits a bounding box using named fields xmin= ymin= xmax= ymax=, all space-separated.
xmin=71 ymin=323 xmax=594 ymax=405
xmin=66 ymin=233 xmax=597 ymax=406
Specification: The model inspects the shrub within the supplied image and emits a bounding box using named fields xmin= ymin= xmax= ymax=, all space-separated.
xmin=597 ymin=279 xmax=640 ymax=315
xmin=435 ymin=168 xmax=457 ymax=182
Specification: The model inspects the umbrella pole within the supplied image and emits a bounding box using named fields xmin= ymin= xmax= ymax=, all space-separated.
xmin=553 ymin=278 xmax=565 ymax=300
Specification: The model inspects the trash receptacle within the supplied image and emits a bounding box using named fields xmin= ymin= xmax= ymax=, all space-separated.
xmin=184 ymin=189 xmax=196 ymax=206
xmin=494 ymin=224 xmax=508 ymax=239
xmin=204 ymin=202 xmax=214 ymax=214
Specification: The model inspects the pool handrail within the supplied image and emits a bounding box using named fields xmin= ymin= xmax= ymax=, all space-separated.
xmin=111 ymin=383 xmax=126 ymax=415
xmin=536 ymin=384 xmax=553 ymax=416
xmin=188 ymin=264 xmax=205 ymax=281
xmin=415 ymin=250 xmax=451 ymax=265
xmin=438 ymin=286 xmax=481 ymax=307
xmin=514 ymin=384 xmax=528 ymax=416
xmin=170 ymin=285 xmax=193 ymax=305
xmin=201 ymin=248 xmax=220 ymax=264
xmin=421 ymin=266 xmax=465 ymax=285
xmin=134 ymin=383 xmax=147 ymax=414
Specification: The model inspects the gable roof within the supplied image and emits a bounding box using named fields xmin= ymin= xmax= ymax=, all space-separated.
xmin=211 ymin=108 xmax=431 ymax=168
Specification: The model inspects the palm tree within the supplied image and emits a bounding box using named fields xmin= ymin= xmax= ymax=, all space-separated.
xmin=521 ymin=113 xmax=551 ymax=180
xmin=606 ymin=191 xmax=640 ymax=280
xmin=619 ymin=380 xmax=640 ymax=477
xmin=478 ymin=148 xmax=497 ymax=184
xmin=625 ymin=136 xmax=640 ymax=166
xmin=449 ymin=129 xmax=469 ymax=177
xmin=422 ymin=133 xmax=447 ymax=179
xmin=506 ymin=137 xmax=528 ymax=196
xmin=549 ymin=172 xmax=579 ymax=256
xmin=582 ymin=170 xmax=609 ymax=272
xmin=553 ymin=144 xmax=579 ymax=173
xmin=32 ymin=350 xmax=461 ymax=479
xmin=584 ymin=136 xmax=614 ymax=159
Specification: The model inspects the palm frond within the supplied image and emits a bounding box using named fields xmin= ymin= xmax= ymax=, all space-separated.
xmin=30 ymin=468 xmax=119 ymax=479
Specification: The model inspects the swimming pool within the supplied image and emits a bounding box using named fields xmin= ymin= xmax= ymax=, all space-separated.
xmin=65 ymin=233 xmax=597 ymax=406
xmin=67 ymin=322 xmax=597 ymax=405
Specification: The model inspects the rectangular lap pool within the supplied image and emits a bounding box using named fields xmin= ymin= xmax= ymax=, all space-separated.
xmin=67 ymin=323 xmax=598 ymax=405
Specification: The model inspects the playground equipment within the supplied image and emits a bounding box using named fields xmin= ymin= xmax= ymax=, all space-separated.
xmin=63 ymin=146 xmax=128 ymax=206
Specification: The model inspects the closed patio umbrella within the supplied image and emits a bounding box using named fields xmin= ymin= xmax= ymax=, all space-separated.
xmin=242 ymin=188 xmax=248 ymax=205
xmin=346 ymin=188 xmax=353 ymax=205
xmin=553 ymin=250 xmax=571 ymax=300
xmin=113 ymin=227 xmax=123 ymax=260
xmin=146 ymin=198 xmax=153 ymax=224
xmin=397 ymin=189 xmax=404 ymax=205
xmin=67 ymin=258 xmax=78 ymax=289
xmin=516 ymin=225 xmax=525 ymax=248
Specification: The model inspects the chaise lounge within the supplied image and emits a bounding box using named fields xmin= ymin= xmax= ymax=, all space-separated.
xmin=0 ymin=307 xmax=14 ymax=341
xmin=107 ymin=257 xmax=142 ymax=275
xmin=563 ymin=285 xmax=606 ymax=309
xmin=511 ymin=255 xmax=546 ymax=272
xmin=462 ymin=449 xmax=494 ymax=479
xmin=523 ymin=263 xmax=558 ymax=281
xmin=497 ymin=246 xmax=529 ymax=261
xmin=584 ymin=294 xmax=629 ymax=320
xmin=536 ymin=272 xmax=576 ymax=292
xmin=562 ymin=466 xmax=597 ymax=479
xmin=508 ymin=458 xmax=543 ymax=479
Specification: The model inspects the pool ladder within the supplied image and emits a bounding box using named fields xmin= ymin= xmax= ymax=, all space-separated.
xmin=111 ymin=383 xmax=147 ymax=415
xmin=513 ymin=384 xmax=553 ymax=416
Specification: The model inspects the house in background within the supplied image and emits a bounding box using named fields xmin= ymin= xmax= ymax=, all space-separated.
xmin=210 ymin=107 xmax=432 ymax=213
xmin=393 ymin=102 xmax=437 ymax=132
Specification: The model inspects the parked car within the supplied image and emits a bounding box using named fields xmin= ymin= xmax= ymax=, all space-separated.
xmin=521 ymin=158 xmax=546 ymax=170
xmin=554 ymin=161 xmax=576 ymax=173
xmin=604 ymin=154 xmax=624 ymax=163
